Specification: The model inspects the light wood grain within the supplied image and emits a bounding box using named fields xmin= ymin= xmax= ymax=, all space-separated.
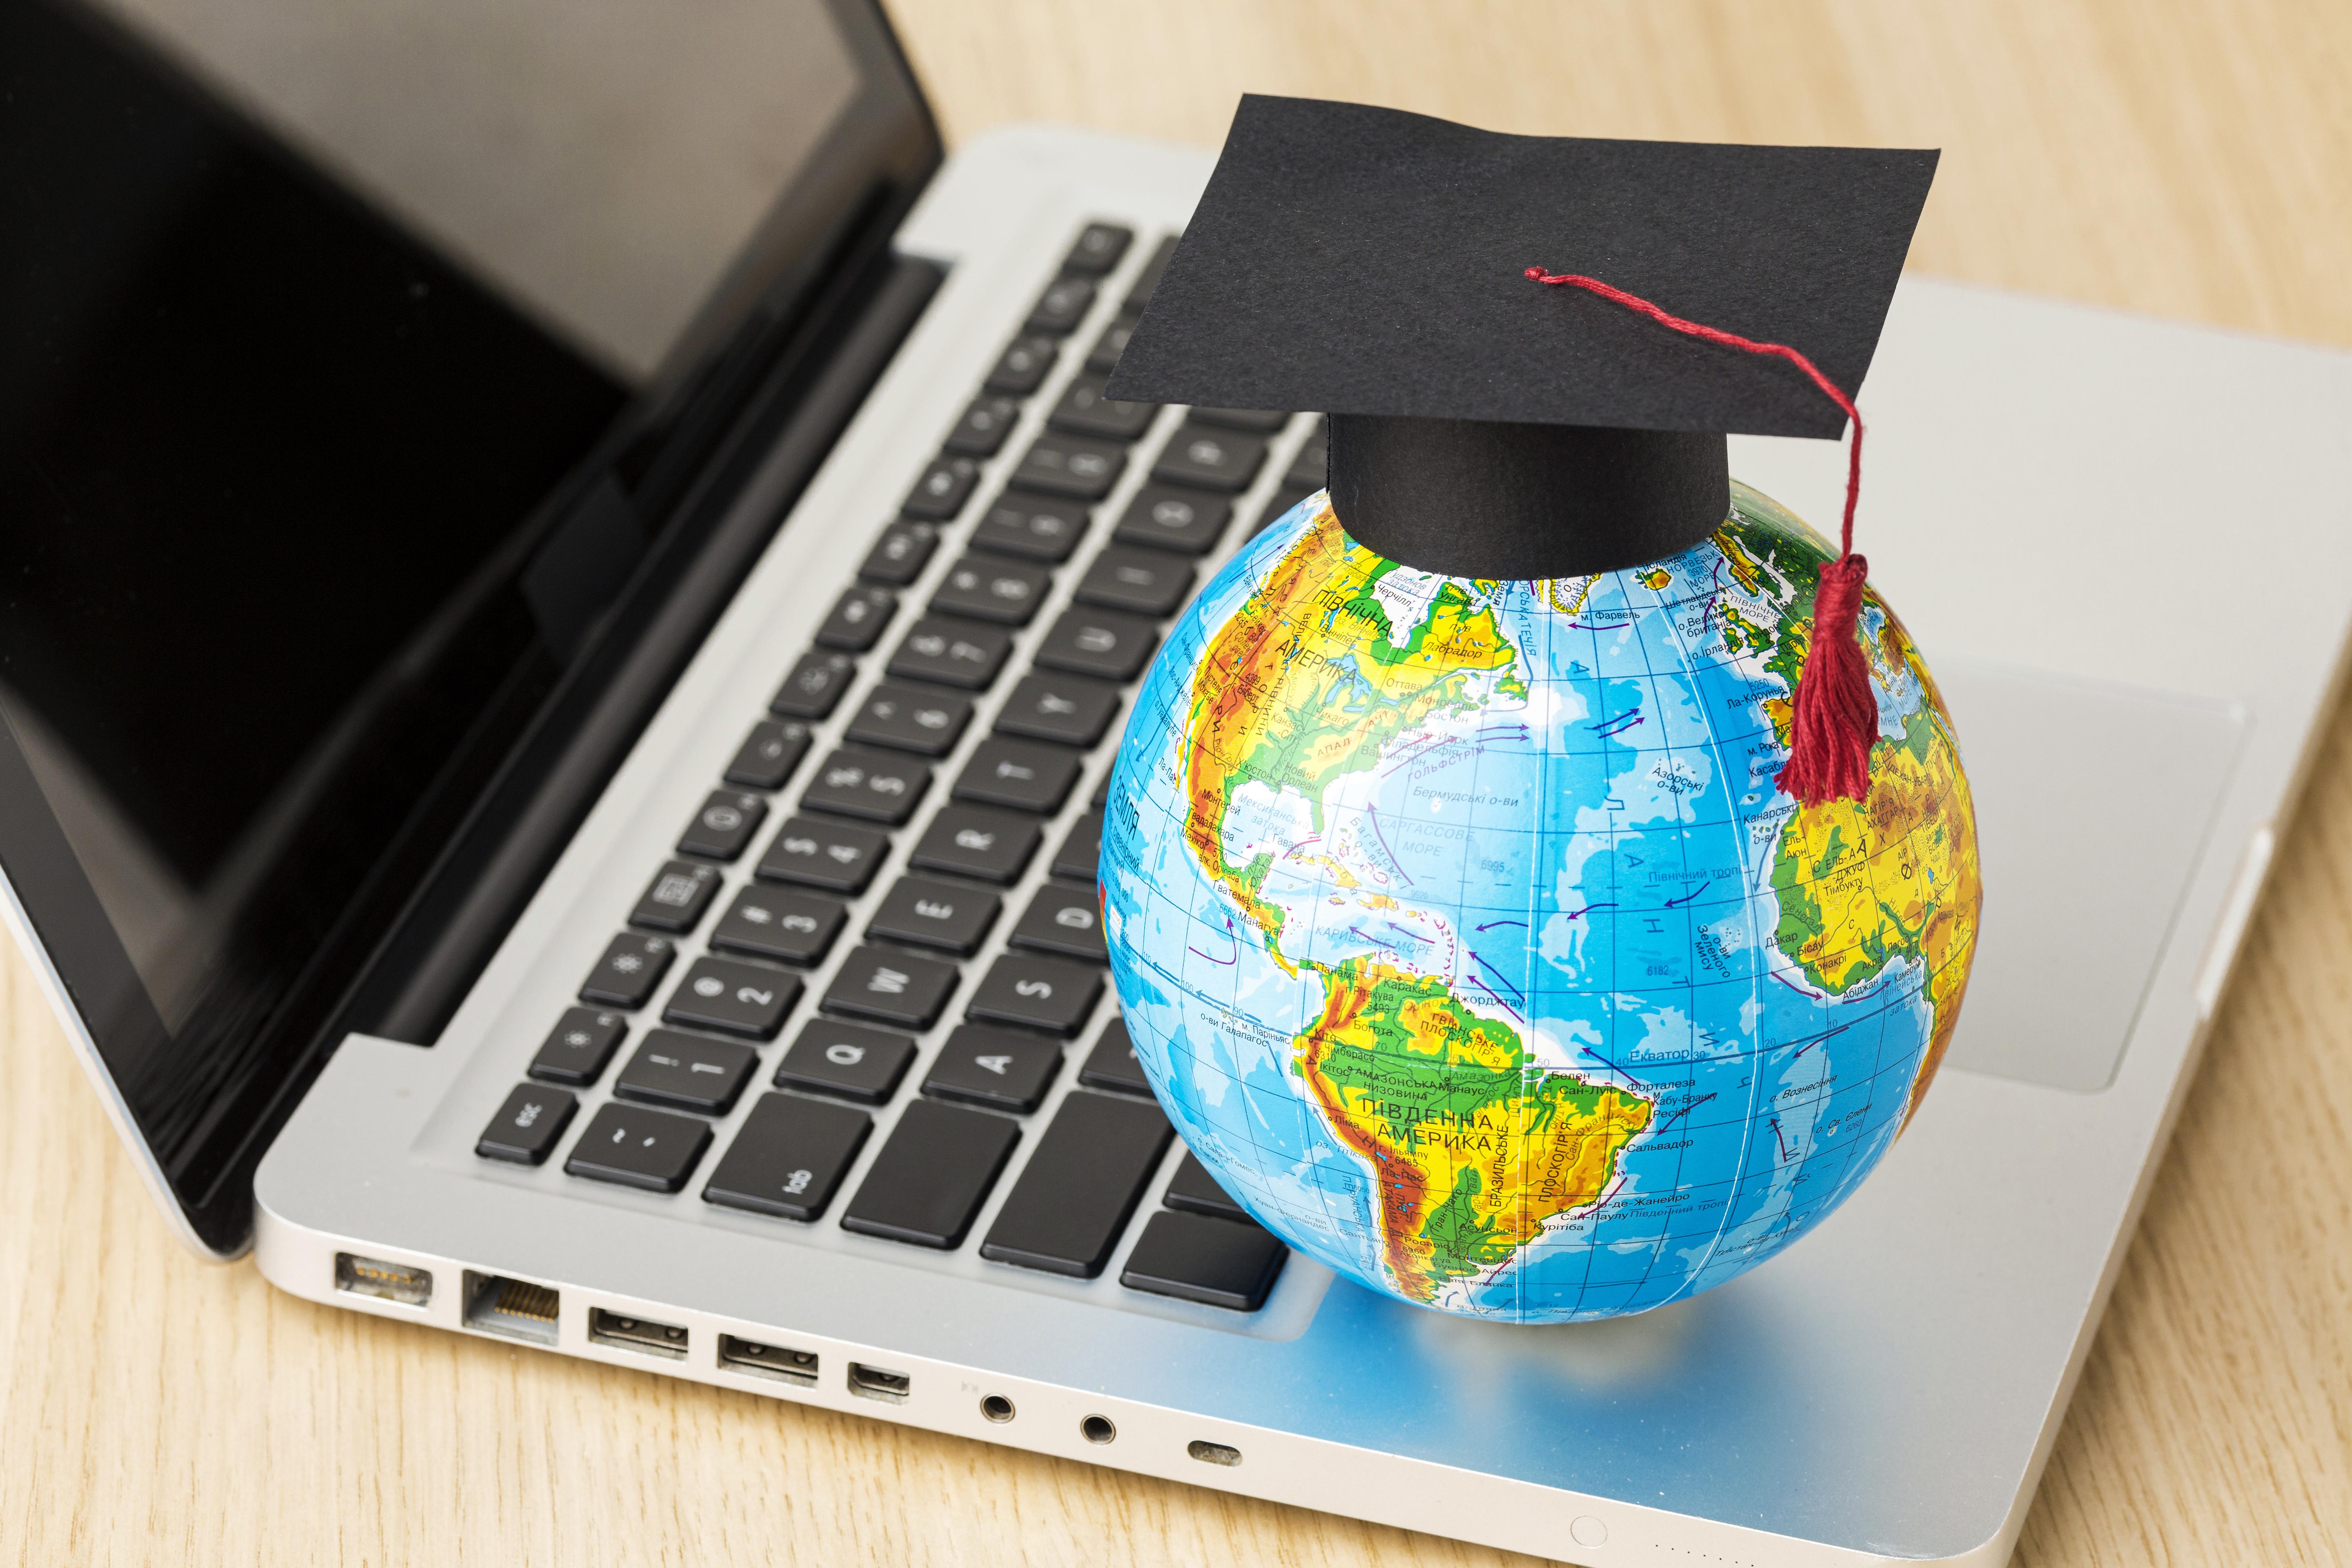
xmin=7 ymin=2 xmax=2352 ymax=1562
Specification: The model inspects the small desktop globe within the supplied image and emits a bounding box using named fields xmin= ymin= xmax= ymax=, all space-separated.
xmin=1100 ymin=481 xmax=1982 ymax=1323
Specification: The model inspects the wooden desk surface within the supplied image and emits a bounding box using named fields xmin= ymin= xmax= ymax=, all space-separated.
xmin=7 ymin=2 xmax=2351 ymax=1561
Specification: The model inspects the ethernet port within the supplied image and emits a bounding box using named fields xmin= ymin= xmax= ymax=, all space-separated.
xmin=461 ymin=1272 xmax=559 ymax=1345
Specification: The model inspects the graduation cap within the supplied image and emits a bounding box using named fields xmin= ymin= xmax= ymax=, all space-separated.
xmin=1105 ymin=95 xmax=1938 ymax=805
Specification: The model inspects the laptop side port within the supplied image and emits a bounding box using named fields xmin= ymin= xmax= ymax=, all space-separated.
xmin=846 ymin=1362 xmax=911 ymax=1403
xmin=717 ymin=1335 xmax=819 ymax=1386
xmin=461 ymin=1271 xmax=559 ymax=1345
xmin=1188 ymin=1439 xmax=1242 ymax=1467
xmin=588 ymin=1308 xmax=687 ymax=1360
xmin=335 ymin=1253 xmax=431 ymax=1307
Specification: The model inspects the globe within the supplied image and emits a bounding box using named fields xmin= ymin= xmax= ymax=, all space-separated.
xmin=1100 ymin=480 xmax=1982 ymax=1323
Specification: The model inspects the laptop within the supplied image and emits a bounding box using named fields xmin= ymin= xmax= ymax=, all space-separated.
xmin=7 ymin=0 xmax=2350 ymax=1561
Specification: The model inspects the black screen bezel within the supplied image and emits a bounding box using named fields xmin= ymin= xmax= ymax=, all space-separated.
xmin=0 ymin=0 xmax=941 ymax=1253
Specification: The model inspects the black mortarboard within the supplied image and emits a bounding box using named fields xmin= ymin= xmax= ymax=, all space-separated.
xmin=1106 ymin=96 xmax=1938 ymax=579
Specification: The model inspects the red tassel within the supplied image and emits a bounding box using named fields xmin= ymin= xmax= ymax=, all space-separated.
xmin=1775 ymin=553 xmax=1875 ymax=805
xmin=1525 ymin=267 xmax=1878 ymax=805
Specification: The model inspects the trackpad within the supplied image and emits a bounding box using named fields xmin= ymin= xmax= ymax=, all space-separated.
xmin=1933 ymin=658 xmax=2245 ymax=1091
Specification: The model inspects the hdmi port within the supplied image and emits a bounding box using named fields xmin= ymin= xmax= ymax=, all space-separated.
xmin=718 ymin=1335 xmax=819 ymax=1386
xmin=589 ymin=1307 xmax=687 ymax=1360
xmin=847 ymin=1362 xmax=910 ymax=1403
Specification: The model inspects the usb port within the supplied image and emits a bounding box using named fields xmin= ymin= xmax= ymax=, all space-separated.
xmin=336 ymin=1253 xmax=431 ymax=1307
xmin=588 ymin=1308 xmax=688 ymax=1360
xmin=847 ymin=1362 xmax=910 ymax=1403
xmin=718 ymin=1335 xmax=819 ymax=1386
xmin=461 ymin=1271 xmax=559 ymax=1345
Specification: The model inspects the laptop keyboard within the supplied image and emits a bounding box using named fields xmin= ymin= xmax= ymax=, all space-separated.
xmin=473 ymin=222 xmax=1321 ymax=1315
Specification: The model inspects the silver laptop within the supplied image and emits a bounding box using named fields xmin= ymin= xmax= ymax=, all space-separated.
xmin=8 ymin=1 xmax=2349 ymax=1561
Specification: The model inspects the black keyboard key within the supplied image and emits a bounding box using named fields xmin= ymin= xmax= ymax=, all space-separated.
xmin=581 ymin=932 xmax=676 ymax=1008
xmin=1092 ymin=771 xmax=1111 ymax=807
xmin=1164 ymin=1151 xmax=1251 ymax=1221
xmin=942 ymin=396 xmax=1021 ymax=458
xmin=770 ymin=651 xmax=857 ymax=719
xmin=1076 ymin=547 xmax=1194 ymax=617
xmin=678 ymin=789 xmax=768 ymax=861
xmin=922 ymin=1024 xmax=1064 ymax=1114
xmin=845 ymin=682 xmax=972 ymax=757
xmin=724 ymin=719 xmax=812 ymax=790
xmin=822 ymin=944 xmax=961 ymax=1031
xmin=661 ymin=956 xmax=803 ymax=1041
xmin=858 ymin=519 xmax=941 ymax=584
xmin=900 ymin=455 xmax=980 ymax=521
xmin=755 ymin=815 xmax=889 ymax=895
xmin=930 ymin=555 xmax=1053 ymax=626
xmin=888 ymin=615 xmax=1013 ymax=690
xmin=710 ymin=886 xmax=845 ymax=967
xmin=1010 ymin=433 xmax=1125 ymax=500
xmin=1047 ymin=375 xmax=1158 ymax=442
xmin=996 ymin=674 xmax=1120 ymax=748
xmin=1078 ymin=1017 xmax=1154 ymax=1096
xmin=565 ymin=1102 xmax=713 ymax=1193
xmin=1024 ymin=275 xmax=1096 ymax=336
xmin=1085 ymin=314 xmax=1138 ymax=373
xmin=1051 ymin=810 xmax=1105 ymax=882
xmin=1009 ymin=884 xmax=1108 ymax=963
xmin=910 ymin=805 xmax=1040 ymax=884
xmin=529 ymin=1008 xmax=628 ymax=1086
xmin=703 ymin=1093 xmax=872 ymax=1222
xmin=815 ymin=586 xmax=898 ymax=651
xmin=981 ymin=1092 xmax=1172 ymax=1276
xmin=840 ymin=1100 xmax=1020 ymax=1250
xmin=800 ymin=747 xmax=931 ymax=825
xmin=614 ymin=1028 xmax=760 ymax=1114
xmin=1152 ymin=425 xmax=1265 ymax=493
xmin=1120 ymin=1209 xmax=1286 ymax=1310
xmin=1124 ymin=234 xmax=1178 ymax=312
xmin=1062 ymin=221 xmax=1132 ymax=275
xmin=629 ymin=860 xmax=722 ymax=933
xmin=868 ymin=875 xmax=1000 ymax=955
xmin=1284 ymin=419 xmax=1327 ymax=489
xmin=966 ymin=953 xmax=1103 ymax=1036
xmin=1190 ymin=407 xmax=1290 ymax=433
xmin=477 ymin=1083 xmax=577 ymax=1165
xmin=954 ymin=737 xmax=1080 ymax=814
xmin=1113 ymin=485 xmax=1230 ymax=555
xmin=774 ymin=1019 xmax=917 ymax=1103
xmin=970 ymin=493 xmax=1087 ymax=562
xmin=1036 ymin=607 xmax=1159 ymax=682
xmin=984 ymin=335 xmax=1058 ymax=395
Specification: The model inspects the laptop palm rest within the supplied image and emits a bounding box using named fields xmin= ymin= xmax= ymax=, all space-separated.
xmin=1932 ymin=656 xmax=2246 ymax=1092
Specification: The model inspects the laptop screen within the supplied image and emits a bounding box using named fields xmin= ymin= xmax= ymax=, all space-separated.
xmin=0 ymin=0 xmax=932 ymax=1247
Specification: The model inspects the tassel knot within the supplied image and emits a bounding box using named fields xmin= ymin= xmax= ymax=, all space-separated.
xmin=1776 ymin=553 xmax=1876 ymax=806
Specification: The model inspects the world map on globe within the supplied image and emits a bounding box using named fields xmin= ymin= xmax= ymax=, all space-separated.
xmin=1101 ymin=481 xmax=1982 ymax=1322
